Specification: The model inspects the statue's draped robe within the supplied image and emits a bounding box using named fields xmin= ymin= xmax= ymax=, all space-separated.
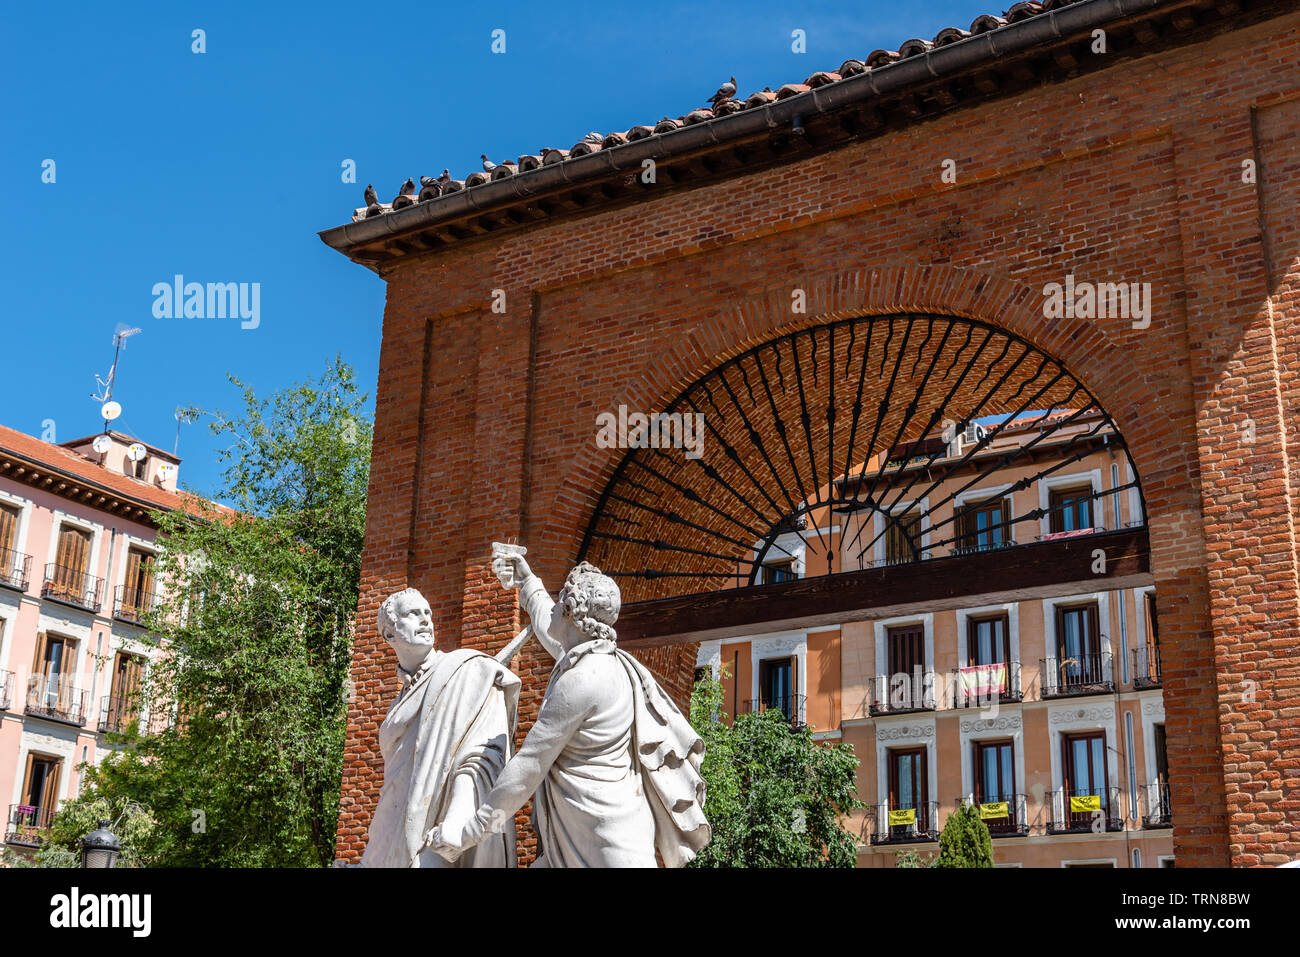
xmin=492 ymin=582 xmax=709 ymax=867
xmin=362 ymin=648 xmax=520 ymax=868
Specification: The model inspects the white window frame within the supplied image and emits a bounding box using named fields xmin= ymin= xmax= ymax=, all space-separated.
xmin=0 ymin=487 xmax=35 ymax=562
xmin=1042 ymin=591 xmax=1115 ymax=683
xmin=1038 ymin=468 xmax=1103 ymax=537
xmin=1062 ymin=857 xmax=1118 ymax=868
xmin=874 ymin=717 xmax=938 ymax=815
xmin=872 ymin=497 xmax=930 ymax=566
xmin=958 ymin=713 xmax=1026 ymax=807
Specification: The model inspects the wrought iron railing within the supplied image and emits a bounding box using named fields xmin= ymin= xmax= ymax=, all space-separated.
xmin=862 ymin=801 xmax=941 ymax=845
xmin=1133 ymin=646 xmax=1161 ymax=688
xmin=99 ymin=693 xmax=142 ymax=734
xmin=740 ymin=694 xmax=806 ymax=726
xmin=1046 ymin=787 xmax=1124 ymax=833
xmin=1041 ymin=649 xmax=1114 ymax=697
xmin=869 ymin=671 xmax=938 ymax=715
xmin=25 ymin=674 xmax=88 ymax=725
xmin=41 ymin=562 xmax=103 ymax=612
xmin=952 ymin=661 xmax=1023 ymax=707
xmin=960 ymin=793 xmax=1029 ymax=836
xmin=950 ymin=537 xmax=1018 ymax=557
xmin=5 ymin=804 xmax=55 ymax=847
xmin=0 ymin=547 xmax=31 ymax=591
xmin=114 ymin=584 xmax=158 ymax=625
xmin=1139 ymin=783 xmax=1172 ymax=828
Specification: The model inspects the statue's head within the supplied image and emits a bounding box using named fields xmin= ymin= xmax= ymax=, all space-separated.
xmin=552 ymin=561 xmax=621 ymax=648
xmin=378 ymin=588 xmax=436 ymax=669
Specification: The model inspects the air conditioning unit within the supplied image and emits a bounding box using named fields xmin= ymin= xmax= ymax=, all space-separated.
xmin=948 ymin=421 xmax=988 ymax=457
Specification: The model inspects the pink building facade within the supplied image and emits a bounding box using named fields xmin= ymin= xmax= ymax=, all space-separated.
xmin=0 ymin=425 xmax=191 ymax=851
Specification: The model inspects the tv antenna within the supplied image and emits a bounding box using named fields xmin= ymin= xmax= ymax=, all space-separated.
xmin=93 ymin=325 xmax=143 ymax=431
xmin=174 ymin=405 xmax=199 ymax=456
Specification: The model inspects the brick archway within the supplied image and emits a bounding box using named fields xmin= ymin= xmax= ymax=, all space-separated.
xmin=532 ymin=263 xmax=1224 ymax=863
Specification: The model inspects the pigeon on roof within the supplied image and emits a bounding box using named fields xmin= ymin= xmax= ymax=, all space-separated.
xmin=437 ymin=169 xmax=451 ymax=184
xmin=363 ymin=184 xmax=378 ymax=206
xmin=398 ymin=177 xmax=415 ymax=196
xmin=420 ymin=175 xmax=438 ymax=188
xmin=708 ymin=76 xmax=737 ymax=106
xmin=581 ymin=131 xmax=604 ymax=145
xmin=481 ymin=154 xmax=497 ymax=172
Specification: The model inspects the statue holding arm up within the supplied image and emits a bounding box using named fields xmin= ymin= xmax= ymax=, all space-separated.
xmin=430 ymin=547 xmax=710 ymax=867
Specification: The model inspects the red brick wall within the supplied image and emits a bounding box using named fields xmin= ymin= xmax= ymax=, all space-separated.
xmin=335 ymin=13 xmax=1300 ymax=866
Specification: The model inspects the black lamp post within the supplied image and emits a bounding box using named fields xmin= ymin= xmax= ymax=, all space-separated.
xmin=81 ymin=820 xmax=121 ymax=868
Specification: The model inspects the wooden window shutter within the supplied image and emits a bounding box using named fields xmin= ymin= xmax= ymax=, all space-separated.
xmin=41 ymin=758 xmax=62 ymax=811
xmin=55 ymin=525 xmax=90 ymax=576
xmin=30 ymin=630 xmax=47 ymax=675
xmin=20 ymin=752 xmax=36 ymax=805
xmin=0 ymin=504 xmax=17 ymax=554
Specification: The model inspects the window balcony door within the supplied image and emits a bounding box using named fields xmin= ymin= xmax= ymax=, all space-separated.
xmin=1056 ymin=603 xmax=1104 ymax=685
xmin=1063 ymin=731 xmax=1109 ymax=828
xmin=974 ymin=740 xmax=1016 ymax=833
xmin=888 ymin=747 xmax=928 ymax=837
xmin=759 ymin=657 xmax=794 ymax=720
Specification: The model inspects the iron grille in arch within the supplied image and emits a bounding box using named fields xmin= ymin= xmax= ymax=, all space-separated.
xmin=577 ymin=314 xmax=1146 ymax=604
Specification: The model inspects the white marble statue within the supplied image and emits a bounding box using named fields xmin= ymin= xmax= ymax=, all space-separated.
xmin=429 ymin=551 xmax=710 ymax=867
xmin=360 ymin=587 xmax=522 ymax=868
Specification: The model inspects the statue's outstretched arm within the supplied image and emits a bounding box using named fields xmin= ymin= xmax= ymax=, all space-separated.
xmin=519 ymin=573 xmax=564 ymax=661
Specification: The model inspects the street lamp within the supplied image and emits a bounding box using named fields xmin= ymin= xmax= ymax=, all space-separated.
xmin=81 ymin=820 xmax=121 ymax=868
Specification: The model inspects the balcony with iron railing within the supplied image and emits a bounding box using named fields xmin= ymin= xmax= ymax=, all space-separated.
xmin=1139 ymin=783 xmax=1172 ymax=829
xmin=1132 ymin=646 xmax=1162 ymax=689
xmin=1046 ymin=786 xmax=1124 ymax=834
xmin=958 ymin=794 xmax=1030 ymax=837
xmin=0 ymin=670 xmax=11 ymax=710
xmin=1040 ymin=649 xmax=1114 ymax=698
xmin=41 ymin=562 xmax=103 ymax=612
xmin=869 ymin=670 xmax=939 ymax=716
xmin=114 ymin=584 xmax=159 ymax=626
xmin=99 ymin=694 xmax=142 ymax=734
xmin=949 ymin=537 xmax=1018 ymax=558
xmin=5 ymin=804 xmax=55 ymax=847
xmin=0 ymin=547 xmax=32 ymax=592
xmin=740 ymin=693 xmax=806 ymax=727
xmin=862 ymin=801 xmax=941 ymax=845
xmin=25 ymin=673 xmax=88 ymax=726
xmin=952 ymin=661 xmax=1023 ymax=708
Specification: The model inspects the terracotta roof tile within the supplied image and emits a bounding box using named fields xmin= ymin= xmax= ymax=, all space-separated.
xmin=0 ymin=423 xmax=230 ymax=519
xmin=346 ymin=0 xmax=1101 ymax=224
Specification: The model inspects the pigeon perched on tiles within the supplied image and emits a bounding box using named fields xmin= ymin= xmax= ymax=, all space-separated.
xmin=399 ymin=177 xmax=415 ymax=196
xmin=363 ymin=183 xmax=378 ymax=206
xmin=708 ymin=76 xmax=737 ymax=106
xmin=420 ymin=175 xmax=438 ymax=188
xmin=437 ymin=169 xmax=451 ymax=184
xmin=581 ymin=131 xmax=604 ymax=145
xmin=481 ymin=154 xmax=497 ymax=172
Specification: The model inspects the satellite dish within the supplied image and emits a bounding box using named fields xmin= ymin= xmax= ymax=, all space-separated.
xmin=101 ymin=401 xmax=122 ymax=421
xmin=91 ymin=434 xmax=112 ymax=455
xmin=156 ymin=463 xmax=175 ymax=483
xmin=127 ymin=443 xmax=148 ymax=463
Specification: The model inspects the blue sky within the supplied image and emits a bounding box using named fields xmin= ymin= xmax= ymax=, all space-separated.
xmin=2 ymin=0 xmax=995 ymax=501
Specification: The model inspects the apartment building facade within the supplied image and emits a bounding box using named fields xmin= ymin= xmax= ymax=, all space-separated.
xmin=0 ymin=425 xmax=190 ymax=852
xmin=697 ymin=411 xmax=1173 ymax=867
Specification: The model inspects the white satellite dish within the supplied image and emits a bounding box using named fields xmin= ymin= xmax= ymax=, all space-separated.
xmin=101 ymin=401 xmax=122 ymax=421
xmin=127 ymin=443 xmax=148 ymax=463
xmin=156 ymin=463 xmax=175 ymax=482
xmin=91 ymin=434 xmax=112 ymax=455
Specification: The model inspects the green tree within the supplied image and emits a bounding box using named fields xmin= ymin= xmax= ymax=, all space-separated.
xmin=934 ymin=801 xmax=995 ymax=868
xmin=44 ymin=357 xmax=371 ymax=867
xmin=687 ymin=670 xmax=863 ymax=867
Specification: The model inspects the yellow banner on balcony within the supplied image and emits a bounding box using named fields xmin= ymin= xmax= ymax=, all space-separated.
xmin=1070 ymin=794 xmax=1101 ymax=813
xmin=979 ymin=801 xmax=1009 ymax=819
xmin=888 ymin=808 xmax=917 ymax=826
